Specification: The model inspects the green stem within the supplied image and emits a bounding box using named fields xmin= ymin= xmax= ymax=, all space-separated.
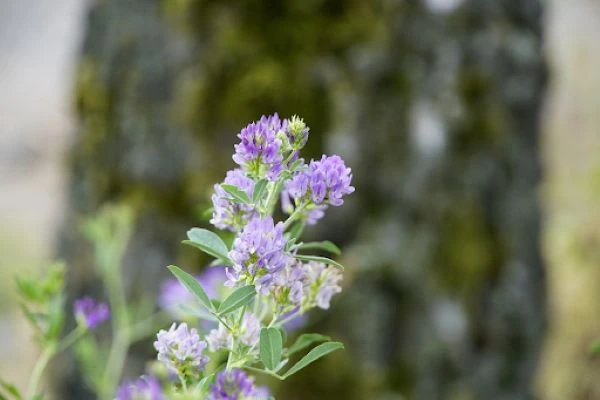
xmin=274 ymin=311 xmax=300 ymax=328
xmin=58 ymin=328 xmax=86 ymax=353
xmin=26 ymin=328 xmax=87 ymax=400
xmin=178 ymin=375 xmax=188 ymax=392
xmin=265 ymin=180 xmax=284 ymax=216
xmin=282 ymin=203 xmax=307 ymax=231
xmin=214 ymin=314 xmax=233 ymax=332
xmin=242 ymin=366 xmax=284 ymax=381
xmin=26 ymin=344 xmax=56 ymax=400
xmin=100 ymin=330 xmax=130 ymax=400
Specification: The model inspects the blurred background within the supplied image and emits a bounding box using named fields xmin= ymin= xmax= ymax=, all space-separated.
xmin=1 ymin=0 xmax=599 ymax=399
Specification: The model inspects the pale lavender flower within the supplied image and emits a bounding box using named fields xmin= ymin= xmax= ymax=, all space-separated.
xmin=227 ymin=216 xmax=290 ymax=293
xmin=206 ymin=312 xmax=261 ymax=352
xmin=232 ymin=114 xmax=286 ymax=180
xmin=208 ymin=369 xmax=270 ymax=400
xmin=238 ymin=312 xmax=261 ymax=347
xmin=211 ymin=169 xmax=257 ymax=231
xmin=154 ymin=323 xmax=209 ymax=376
xmin=206 ymin=323 xmax=233 ymax=352
xmin=74 ymin=297 xmax=110 ymax=329
xmin=115 ymin=376 xmax=163 ymax=400
xmin=305 ymin=262 xmax=343 ymax=310
xmin=271 ymin=261 xmax=342 ymax=311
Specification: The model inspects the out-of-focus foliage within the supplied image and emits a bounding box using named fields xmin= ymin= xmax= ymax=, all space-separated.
xmin=59 ymin=0 xmax=546 ymax=399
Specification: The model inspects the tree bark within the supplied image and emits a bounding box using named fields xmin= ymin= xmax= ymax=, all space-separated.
xmin=57 ymin=0 xmax=546 ymax=398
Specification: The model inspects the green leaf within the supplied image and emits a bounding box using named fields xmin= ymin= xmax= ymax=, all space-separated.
xmin=167 ymin=265 xmax=214 ymax=312
xmin=293 ymin=254 xmax=344 ymax=271
xmin=184 ymin=228 xmax=231 ymax=262
xmin=0 ymin=379 xmax=22 ymax=399
xmin=260 ymin=327 xmax=283 ymax=371
xmin=252 ymin=179 xmax=269 ymax=204
xmin=221 ymin=184 xmax=251 ymax=204
xmin=15 ymin=277 xmax=43 ymax=302
xmin=45 ymin=294 xmax=65 ymax=341
xmin=297 ymin=241 xmax=341 ymax=256
xmin=286 ymin=333 xmax=331 ymax=356
xmin=283 ymin=342 xmax=344 ymax=379
xmin=218 ymin=286 xmax=256 ymax=315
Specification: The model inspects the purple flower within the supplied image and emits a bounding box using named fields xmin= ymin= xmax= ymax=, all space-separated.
xmin=227 ymin=216 xmax=290 ymax=293
xmin=116 ymin=376 xmax=163 ymax=400
xmin=208 ymin=369 xmax=270 ymax=400
xmin=158 ymin=267 xmax=228 ymax=319
xmin=232 ymin=114 xmax=287 ymax=181
xmin=154 ymin=323 xmax=209 ymax=377
xmin=286 ymin=154 xmax=354 ymax=205
xmin=211 ymin=169 xmax=257 ymax=231
xmin=206 ymin=312 xmax=261 ymax=352
xmin=74 ymin=297 xmax=110 ymax=329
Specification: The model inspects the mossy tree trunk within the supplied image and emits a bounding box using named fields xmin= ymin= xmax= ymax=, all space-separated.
xmin=56 ymin=0 xmax=546 ymax=399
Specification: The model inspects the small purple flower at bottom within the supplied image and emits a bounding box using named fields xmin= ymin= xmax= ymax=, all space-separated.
xmin=154 ymin=323 xmax=209 ymax=377
xmin=116 ymin=375 xmax=164 ymax=400
xmin=208 ymin=369 xmax=270 ymax=400
xmin=74 ymin=296 xmax=110 ymax=329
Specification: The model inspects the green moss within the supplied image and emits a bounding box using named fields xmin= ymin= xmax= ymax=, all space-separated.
xmin=432 ymin=201 xmax=499 ymax=304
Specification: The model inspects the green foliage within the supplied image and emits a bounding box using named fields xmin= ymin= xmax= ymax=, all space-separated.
xmin=296 ymin=241 xmax=341 ymax=256
xmin=282 ymin=342 xmax=344 ymax=379
xmin=220 ymin=184 xmax=251 ymax=205
xmin=167 ymin=265 xmax=215 ymax=312
xmin=286 ymin=333 xmax=330 ymax=357
xmin=217 ymin=286 xmax=256 ymax=315
xmin=15 ymin=262 xmax=66 ymax=343
xmin=260 ymin=328 xmax=283 ymax=371
xmin=183 ymin=228 xmax=231 ymax=264
xmin=252 ymin=179 xmax=269 ymax=205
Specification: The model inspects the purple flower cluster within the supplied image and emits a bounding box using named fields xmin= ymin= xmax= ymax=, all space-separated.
xmin=211 ymin=169 xmax=257 ymax=231
xmin=272 ymin=261 xmax=342 ymax=311
xmin=208 ymin=369 xmax=270 ymax=400
xmin=206 ymin=312 xmax=260 ymax=352
xmin=116 ymin=376 xmax=163 ymax=400
xmin=286 ymin=155 xmax=354 ymax=206
xmin=154 ymin=323 xmax=209 ymax=376
xmin=227 ymin=216 xmax=290 ymax=293
xmin=232 ymin=114 xmax=287 ymax=181
xmin=73 ymin=296 xmax=110 ymax=329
